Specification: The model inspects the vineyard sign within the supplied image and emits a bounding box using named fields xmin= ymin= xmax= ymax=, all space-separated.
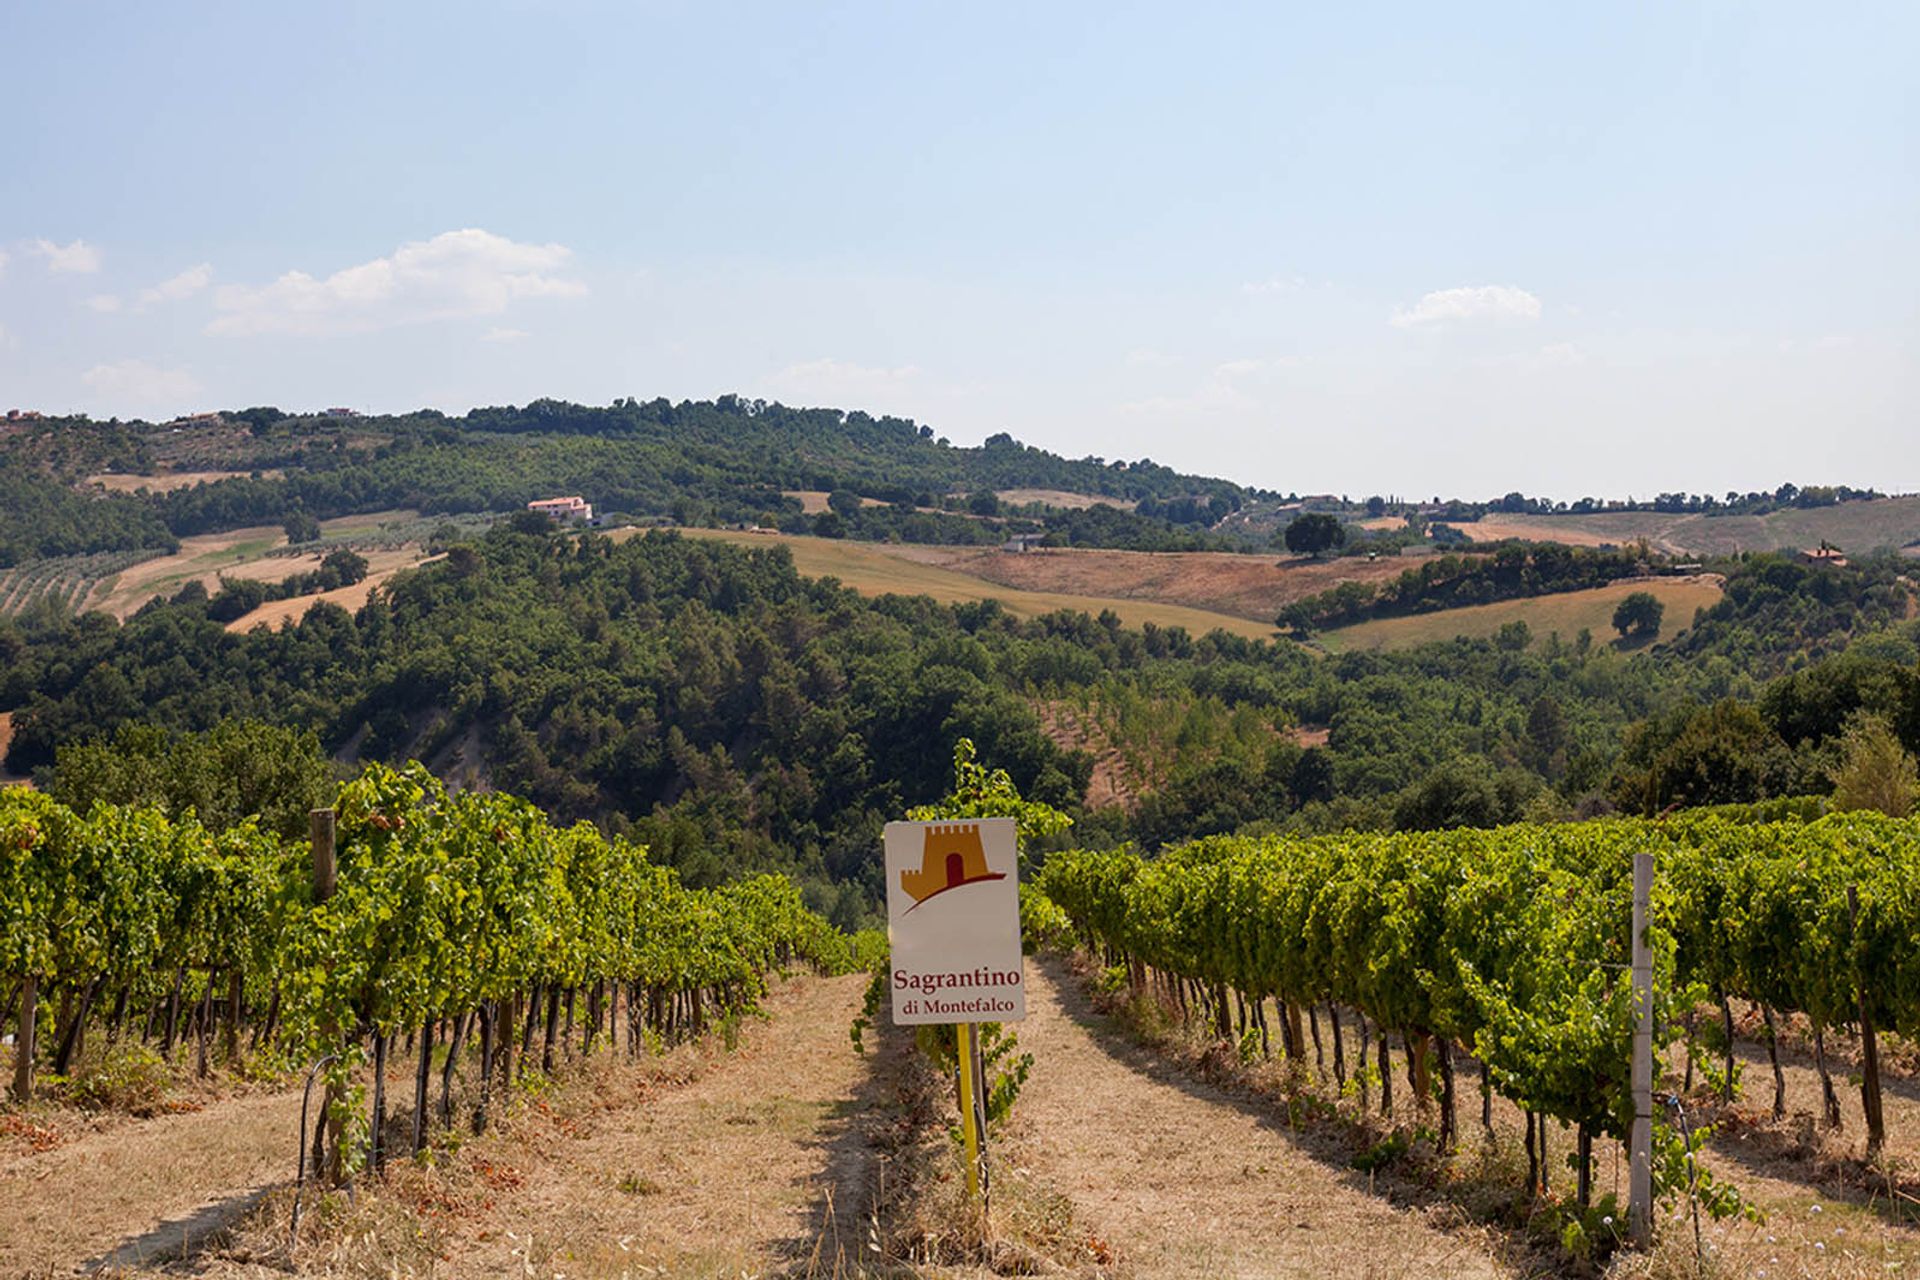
xmin=884 ymin=818 xmax=1025 ymax=1025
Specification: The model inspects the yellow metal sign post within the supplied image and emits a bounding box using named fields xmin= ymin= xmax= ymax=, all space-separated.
xmin=956 ymin=1022 xmax=982 ymax=1202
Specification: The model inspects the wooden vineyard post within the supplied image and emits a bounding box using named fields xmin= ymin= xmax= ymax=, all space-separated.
xmin=1846 ymin=885 xmax=1886 ymax=1157
xmin=1629 ymin=852 xmax=1654 ymax=1250
xmin=9 ymin=974 xmax=35 ymax=1102
xmin=311 ymin=808 xmax=343 ymax=1184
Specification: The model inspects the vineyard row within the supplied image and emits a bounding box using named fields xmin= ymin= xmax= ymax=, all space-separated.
xmin=1036 ymin=810 xmax=1920 ymax=1208
xmin=0 ymin=762 xmax=872 ymax=1175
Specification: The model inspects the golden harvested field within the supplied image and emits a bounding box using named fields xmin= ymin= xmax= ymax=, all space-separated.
xmin=779 ymin=490 xmax=886 ymax=513
xmin=1456 ymin=515 xmax=1624 ymax=547
xmin=1456 ymin=496 xmax=1920 ymax=557
xmin=318 ymin=508 xmax=421 ymax=533
xmin=1321 ymin=575 xmax=1725 ymax=652
xmin=646 ymin=528 xmax=1283 ymax=639
xmin=223 ymin=553 xmax=442 ymax=632
xmin=88 ymin=526 xmax=293 ymax=616
xmin=895 ymin=543 xmax=1412 ymax=621
xmin=82 ymin=511 xmax=434 ymax=618
xmin=87 ymin=469 xmax=280 ymax=494
xmin=995 ymin=487 xmax=1136 ymax=510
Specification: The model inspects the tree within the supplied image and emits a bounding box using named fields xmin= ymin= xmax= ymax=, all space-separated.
xmin=45 ymin=719 xmax=333 ymax=840
xmin=1647 ymin=701 xmax=1788 ymax=810
xmin=509 ymin=509 xmax=555 ymax=535
xmin=284 ymin=511 xmax=321 ymax=544
xmin=319 ymin=548 xmax=369 ymax=589
xmin=827 ymin=489 xmax=863 ymax=517
xmin=1281 ymin=513 xmax=1345 ymax=558
xmin=1830 ymin=714 xmax=1919 ymax=817
xmin=967 ymin=489 xmax=1001 ymax=517
xmin=1394 ymin=757 xmax=1501 ymax=831
xmin=1612 ymin=591 xmax=1664 ymax=639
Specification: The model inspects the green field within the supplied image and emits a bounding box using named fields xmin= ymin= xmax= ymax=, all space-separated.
xmin=657 ymin=528 xmax=1281 ymax=640
xmin=1320 ymin=576 xmax=1725 ymax=653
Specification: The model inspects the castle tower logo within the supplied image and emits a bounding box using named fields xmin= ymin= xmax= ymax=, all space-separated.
xmin=899 ymin=822 xmax=1006 ymax=911
xmin=883 ymin=816 xmax=1024 ymax=1027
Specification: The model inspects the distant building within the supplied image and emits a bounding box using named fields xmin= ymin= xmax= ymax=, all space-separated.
xmin=4 ymin=409 xmax=44 ymax=422
xmin=1000 ymin=533 xmax=1046 ymax=553
xmin=171 ymin=411 xmax=224 ymax=425
xmin=528 ymin=496 xmax=594 ymax=524
xmin=1799 ymin=546 xmax=1848 ymax=568
xmin=323 ymin=407 xmax=360 ymax=418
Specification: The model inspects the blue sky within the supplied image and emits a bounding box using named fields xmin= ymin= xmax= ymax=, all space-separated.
xmin=2 ymin=1 xmax=1914 ymax=499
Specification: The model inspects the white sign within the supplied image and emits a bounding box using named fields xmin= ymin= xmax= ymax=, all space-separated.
xmin=884 ymin=818 xmax=1025 ymax=1025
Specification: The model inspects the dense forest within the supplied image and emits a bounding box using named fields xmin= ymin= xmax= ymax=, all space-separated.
xmin=4 ymin=522 xmax=1916 ymax=926
xmin=0 ymin=400 xmax=1257 ymax=564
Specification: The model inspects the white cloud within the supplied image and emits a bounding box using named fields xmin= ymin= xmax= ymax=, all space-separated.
xmin=85 ymin=294 xmax=124 ymax=313
xmin=1241 ymin=274 xmax=1306 ymax=296
xmin=139 ymin=263 xmax=213 ymax=306
xmin=481 ymin=326 xmax=530 ymax=343
xmin=81 ymin=359 xmax=202 ymax=411
xmin=766 ymin=358 xmax=921 ymax=406
xmin=1213 ymin=355 xmax=1303 ymax=379
xmin=209 ymin=229 xmax=587 ymax=336
xmin=1390 ymin=284 xmax=1541 ymax=328
xmin=33 ymin=238 xmax=103 ymax=274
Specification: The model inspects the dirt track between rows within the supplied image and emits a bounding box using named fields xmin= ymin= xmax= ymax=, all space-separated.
xmin=1003 ymin=959 xmax=1511 ymax=1279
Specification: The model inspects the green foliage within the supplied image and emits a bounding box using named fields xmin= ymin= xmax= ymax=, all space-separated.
xmin=1284 ymin=544 xmax=1649 ymax=631
xmin=5 ymin=512 xmax=1918 ymax=903
xmin=1652 ymin=1119 xmax=1758 ymax=1223
xmin=1612 ymin=590 xmax=1664 ymax=639
xmin=0 ymin=461 xmax=178 ymax=566
xmin=59 ymin=1041 xmax=172 ymax=1113
xmin=1043 ymin=809 xmax=1920 ymax=1164
xmin=1281 ymin=513 xmax=1345 ymax=557
xmin=44 ymin=719 xmax=334 ymax=841
xmin=1829 ymin=713 xmax=1918 ymax=817
xmin=1 ymin=763 xmax=859 ymax=1107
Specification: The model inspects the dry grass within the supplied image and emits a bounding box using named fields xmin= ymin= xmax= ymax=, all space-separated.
xmin=81 ymin=508 xmax=434 ymax=618
xmin=896 ymin=543 xmax=1412 ymax=624
xmin=1007 ymin=957 xmax=1516 ymax=1278
xmin=225 ymin=552 xmax=442 ymax=632
xmin=1322 ymin=577 xmax=1726 ymax=653
xmin=87 ymin=470 xmax=281 ymax=494
xmin=1455 ymin=498 xmax=1920 ymax=558
xmin=162 ymin=975 xmax=885 ymax=1279
xmin=783 ymin=491 xmax=889 ymax=514
xmin=1458 ymin=517 xmax=1629 ymax=548
xmin=0 ymin=1076 xmax=302 ymax=1276
xmin=994 ymin=489 xmax=1136 ymax=512
xmin=650 ymin=528 xmax=1285 ymax=641
xmin=1047 ymin=952 xmax=1920 ymax=1280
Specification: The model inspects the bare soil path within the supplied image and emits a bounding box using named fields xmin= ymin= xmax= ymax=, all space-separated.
xmin=431 ymin=973 xmax=873 ymax=1279
xmin=0 ymin=1085 xmax=304 ymax=1275
xmin=1005 ymin=959 xmax=1513 ymax=1280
